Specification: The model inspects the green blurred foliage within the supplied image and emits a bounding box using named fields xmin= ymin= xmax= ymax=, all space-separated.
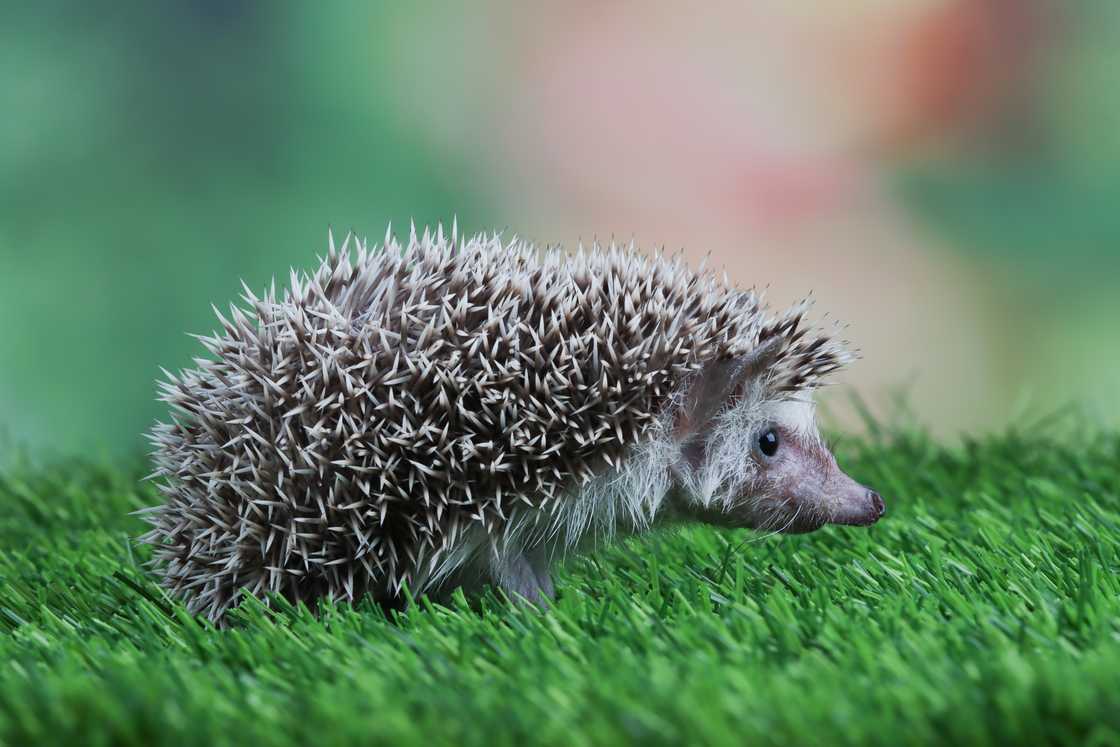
xmin=891 ymin=0 xmax=1120 ymax=426
xmin=0 ymin=1 xmax=493 ymax=458
xmin=897 ymin=0 xmax=1120 ymax=286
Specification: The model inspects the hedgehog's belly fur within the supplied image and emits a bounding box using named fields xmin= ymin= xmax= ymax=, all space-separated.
xmin=142 ymin=232 xmax=839 ymax=622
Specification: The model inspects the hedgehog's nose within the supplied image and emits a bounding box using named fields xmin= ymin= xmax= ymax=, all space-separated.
xmin=868 ymin=491 xmax=886 ymax=518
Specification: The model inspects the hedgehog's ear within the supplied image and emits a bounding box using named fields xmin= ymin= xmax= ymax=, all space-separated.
xmin=674 ymin=336 xmax=784 ymax=440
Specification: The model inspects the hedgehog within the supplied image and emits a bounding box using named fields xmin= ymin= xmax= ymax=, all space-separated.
xmin=141 ymin=224 xmax=885 ymax=622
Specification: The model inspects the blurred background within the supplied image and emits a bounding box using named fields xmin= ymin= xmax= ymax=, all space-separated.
xmin=2 ymin=0 xmax=1118 ymax=460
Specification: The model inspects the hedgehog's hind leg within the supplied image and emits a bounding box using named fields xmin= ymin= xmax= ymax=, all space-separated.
xmin=530 ymin=551 xmax=555 ymax=601
xmin=494 ymin=550 xmax=555 ymax=608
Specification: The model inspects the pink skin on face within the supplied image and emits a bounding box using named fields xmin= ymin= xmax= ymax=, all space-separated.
xmin=679 ymin=425 xmax=885 ymax=535
xmin=744 ymin=425 xmax=885 ymax=534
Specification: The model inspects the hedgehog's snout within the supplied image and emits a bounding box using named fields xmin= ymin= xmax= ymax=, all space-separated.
xmin=830 ymin=483 xmax=887 ymax=527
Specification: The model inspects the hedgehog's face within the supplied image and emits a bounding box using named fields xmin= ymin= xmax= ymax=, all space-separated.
xmin=673 ymin=400 xmax=884 ymax=533
xmin=727 ymin=408 xmax=884 ymax=533
xmin=670 ymin=341 xmax=884 ymax=534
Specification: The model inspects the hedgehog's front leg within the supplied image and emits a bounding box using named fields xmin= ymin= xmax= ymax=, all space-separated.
xmin=494 ymin=550 xmax=555 ymax=607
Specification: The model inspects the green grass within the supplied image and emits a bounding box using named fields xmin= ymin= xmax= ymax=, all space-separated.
xmin=2 ymin=422 xmax=1120 ymax=746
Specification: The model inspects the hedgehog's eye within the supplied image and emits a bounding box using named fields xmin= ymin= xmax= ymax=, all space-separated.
xmin=758 ymin=428 xmax=780 ymax=458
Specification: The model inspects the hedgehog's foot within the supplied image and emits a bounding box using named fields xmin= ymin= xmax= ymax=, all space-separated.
xmin=496 ymin=551 xmax=554 ymax=608
xmin=531 ymin=553 xmax=555 ymax=601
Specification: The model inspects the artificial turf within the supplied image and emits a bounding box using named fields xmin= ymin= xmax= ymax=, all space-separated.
xmin=1 ymin=420 xmax=1119 ymax=746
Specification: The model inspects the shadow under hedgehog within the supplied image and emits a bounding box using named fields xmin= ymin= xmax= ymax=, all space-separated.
xmin=141 ymin=225 xmax=885 ymax=623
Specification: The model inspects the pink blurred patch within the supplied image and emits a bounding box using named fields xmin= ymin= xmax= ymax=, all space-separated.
xmin=732 ymin=153 xmax=859 ymax=234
